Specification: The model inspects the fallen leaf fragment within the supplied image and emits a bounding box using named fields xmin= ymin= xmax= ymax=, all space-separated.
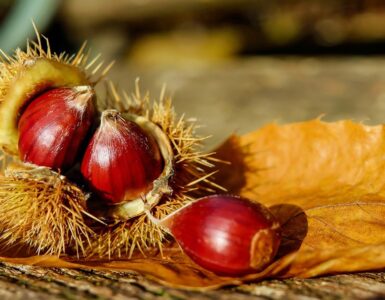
xmin=215 ymin=119 xmax=385 ymax=207
xmin=1 ymin=119 xmax=385 ymax=289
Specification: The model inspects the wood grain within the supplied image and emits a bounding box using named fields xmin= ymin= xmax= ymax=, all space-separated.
xmin=0 ymin=262 xmax=383 ymax=299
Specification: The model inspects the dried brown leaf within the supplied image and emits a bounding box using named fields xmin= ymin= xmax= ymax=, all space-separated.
xmin=1 ymin=119 xmax=385 ymax=289
xmin=215 ymin=119 xmax=385 ymax=207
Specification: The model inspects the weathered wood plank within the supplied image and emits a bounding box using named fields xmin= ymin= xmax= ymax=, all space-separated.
xmin=0 ymin=262 xmax=384 ymax=299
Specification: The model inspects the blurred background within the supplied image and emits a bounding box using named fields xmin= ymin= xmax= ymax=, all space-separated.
xmin=1 ymin=0 xmax=385 ymax=148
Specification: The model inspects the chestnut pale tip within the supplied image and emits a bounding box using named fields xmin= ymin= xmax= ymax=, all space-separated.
xmin=70 ymin=86 xmax=94 ymax=107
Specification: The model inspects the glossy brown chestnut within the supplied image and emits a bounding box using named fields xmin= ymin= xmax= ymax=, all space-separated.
xmin=18 ymin=86 xmax=95 ymax=171
xmin=80 ymin=109 xmax=163 ymax=205
xmin=149 ymin=195 xmax=281 ymax=276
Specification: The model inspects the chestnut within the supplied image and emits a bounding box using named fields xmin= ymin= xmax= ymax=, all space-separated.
xmin=18 ymin=86 xmax=95 ymax=171
xmin=0 ymin=57 xmax=90 ymax=156
xmin=147 ymin=195 xmax=281 ymax=276
xmin=81 ymin=109 xmax=174 ymax=220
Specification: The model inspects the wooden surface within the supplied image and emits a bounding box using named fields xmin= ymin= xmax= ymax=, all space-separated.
xmin=0 ymin=262 xmax=384 ymax=299
xmin=4 ymin=57 xmax=385 ymax=299
xmin=108 ymin=57 xmax=385 ymax=148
